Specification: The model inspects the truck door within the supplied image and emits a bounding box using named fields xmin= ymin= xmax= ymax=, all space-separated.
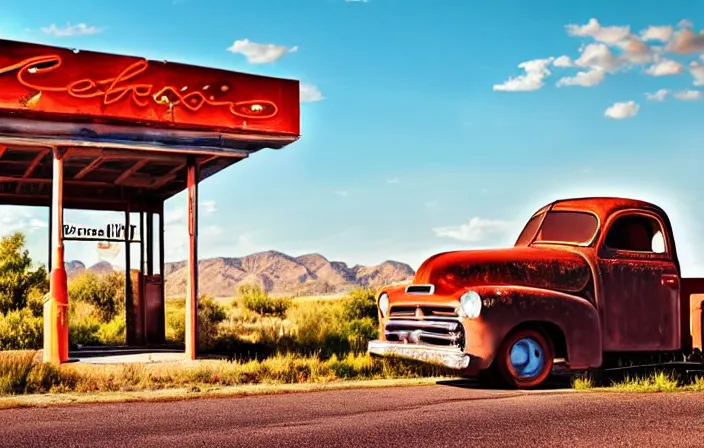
xmin=597 ymin=210 xmax=680 ymax=352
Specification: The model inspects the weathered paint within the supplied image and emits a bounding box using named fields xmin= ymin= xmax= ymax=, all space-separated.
xmin=413 ymin=247 xmax=592 ymax=296
xmin=0 ymin=39 xmax=300 ymax=136
xmin=372 ymin=196 xmax=704 ymax=378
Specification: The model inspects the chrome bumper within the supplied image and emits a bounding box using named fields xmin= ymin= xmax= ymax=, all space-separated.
xmin=367 ymin=340 xmax=471 ymax=370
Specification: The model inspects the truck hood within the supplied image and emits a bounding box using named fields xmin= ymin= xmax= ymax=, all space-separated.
xmin=413 ymin=246 xmax=591 ymax=295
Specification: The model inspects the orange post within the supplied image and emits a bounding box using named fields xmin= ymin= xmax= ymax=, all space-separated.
xmin=185 ymin=157 xmax=199 ymax=360
xmin=43 ymin=148 xmax=69 ymax=364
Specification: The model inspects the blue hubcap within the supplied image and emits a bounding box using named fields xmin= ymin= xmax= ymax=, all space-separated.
xmin=509 ymin=337 xmax=545 ymax=378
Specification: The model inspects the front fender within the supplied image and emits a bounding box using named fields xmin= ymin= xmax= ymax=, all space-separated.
xmin=465 ymin=285 xmax=602 ymax=371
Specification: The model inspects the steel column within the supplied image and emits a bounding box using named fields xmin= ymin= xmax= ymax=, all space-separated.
xmin=158 ymin=202 xmax=165 ymax=342
xmin=125 ymin=206 xmax=134 ymax=345
xmin=146 ymin=212 xmax=154 ymax=276
xmin=43 ymin=147 xmax=69 ymax=364
xmin=185 ymin=157 xmax=199 ymax=360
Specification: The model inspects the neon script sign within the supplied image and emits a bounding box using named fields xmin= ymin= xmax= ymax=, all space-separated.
xmin=63 ymin=223 xmax=139 ymax=242
xmin=0 ymin=55 xmax=279 ymax=119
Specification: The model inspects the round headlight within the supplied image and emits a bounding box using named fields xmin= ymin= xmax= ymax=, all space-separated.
xmin=460 ymin=291 xmax=482 ymax=319
xmin=378 ymin=293 xmax=389 ymax=318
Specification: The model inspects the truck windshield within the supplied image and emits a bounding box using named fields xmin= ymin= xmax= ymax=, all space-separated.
xmin=516 ymin=211 xmax=599 ymax=246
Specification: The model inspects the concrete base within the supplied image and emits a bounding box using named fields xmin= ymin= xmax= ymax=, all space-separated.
xmin=75 ymin=352 xmax=186 ymax=364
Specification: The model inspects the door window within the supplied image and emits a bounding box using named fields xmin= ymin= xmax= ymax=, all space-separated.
xmin=604 ymin=213 xmax=667 ymax=254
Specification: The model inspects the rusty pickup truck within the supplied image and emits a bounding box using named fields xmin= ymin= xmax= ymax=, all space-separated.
xmin=368 ymin=197 xmax=704 ymax=388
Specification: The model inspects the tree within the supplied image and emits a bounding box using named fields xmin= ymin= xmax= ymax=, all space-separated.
xmin=0 ymin=232 xmax=49 ymax=314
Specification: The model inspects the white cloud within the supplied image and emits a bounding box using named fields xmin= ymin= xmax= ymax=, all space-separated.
xmin=640 ymin=25 xmax=674 ymax=42
xmin=566 ymin=18 xmax=631 ymax=45
xmin=667 ymin=28 xmax=704 ymax=54
xmin=334 ymin=190 xmax=349 ymax=197
xmin=618 ymin=36 xmax=653 ymax=64
xmin=226 ymin=38 xmax=298 ymax=64
xmin=0 ymin=207 xmax=47 ymax=236
xmin=164 ymin=200 xmax=218 ymax=227
xmin=41 ymin=23 xmax=102 ymax=37
xmin=432 ymin=217 xmax=512 ymax=243
xmin=556 ymin=68 xmax=605 ymax=87
xmin=689 ymin=61 xmax=704 ymax=86
xmin=645 ymin=89 xmax=669 ymax=101
xmin=678 ymin=19 xmax=694 ymax=29
xmin=574 ymin=43 xmax=621 ymax=72
xmin=300 ymin=83 xmax=324 ymax=103
xmin=162 ymin=204 xmax=226 ymax=261
xmin=673 ymin=90 xmax=702 ymax=101
xmin=493 ymin=58 xmax=554 ymax=92
xmin=644 ymin=58 xmax=683 ymax=76
xmin=604 ymin=101 xmax=639 ymax=119
xmin=553 ymin=55 xmax=573 ymax=67
xmin=201 ymin=200 xmax=217 ymax=214
xmin=386 ymin=177 xmax=400 ymax=184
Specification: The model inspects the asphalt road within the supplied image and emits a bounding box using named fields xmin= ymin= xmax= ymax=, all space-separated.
xmin=2 ymin=382 xmax=704 ymax=448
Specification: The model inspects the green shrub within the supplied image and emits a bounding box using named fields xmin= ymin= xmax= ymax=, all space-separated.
xmin=25 ymin=288 xmax=46 ymax=317
xmin=345 ymin=317 xmax=378 ymax=353
xmin=238 ymin=284 xmax=291 ymax=317
xmin=97 ymin=316 xmax=126 ymax=345
xmin=0 ymin=308 xmax=43 ymax=350
xmin=198 ymin=296 xmax=227 ymax=350
xmin=344 ymin=288 xmax=378 ymax=321
xmin=68 ymin=271 xmax=125 ymax=322
xmin=165 ymin=298 xmax=186 ymax=343
xmin=164 ymin=296 xmax=228 ymax=350
xmin=0 ymin=232 xmax=49 ymax=314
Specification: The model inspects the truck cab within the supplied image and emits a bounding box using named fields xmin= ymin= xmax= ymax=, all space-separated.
xmin=368 ymin=197 xmax=704 ymax=388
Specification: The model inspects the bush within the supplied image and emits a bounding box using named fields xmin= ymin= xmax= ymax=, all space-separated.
xmin=0 ymin=308 xmax=43 ymax=351
xmin=68 ymin=271 xmax=125 ymax=322
xmin=0 ymin=351 xmax=61 ymax=395
xmin=0 ymin=232 xmax=49 ymax=314
xmin=97 ymin=316 xmax=126 ymax=345
xmin=164 ymin=296 xmax=228 ymax=351
xmin=238 ymin=284 xmax=291 ymax=317
xmin=343 ymin=288 xmax=378 ymax=321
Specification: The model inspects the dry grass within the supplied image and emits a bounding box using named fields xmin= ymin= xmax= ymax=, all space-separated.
xmin=0 ymin=350 xmax=452 ymax=397
xmin=572 ymin=370 xmax=704 ymax=393
xmin=0 ymin=377 xmax=443 ymax=409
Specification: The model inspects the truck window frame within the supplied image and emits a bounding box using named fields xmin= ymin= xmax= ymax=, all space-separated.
xmin=525 ymin=210 xmax=601 ymax=247
xmin=598 ymin=209 xmax=672 ymax=261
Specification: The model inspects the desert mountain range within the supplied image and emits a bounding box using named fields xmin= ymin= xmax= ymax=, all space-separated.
xmin=64 ymin=250 xmax=416 ymax=298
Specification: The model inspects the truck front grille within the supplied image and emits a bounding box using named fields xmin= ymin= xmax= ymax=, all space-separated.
xmin=384 ymin=319 xmax=465 ymax=350
xmin=389 ymin=305 xmax=458 ymax=318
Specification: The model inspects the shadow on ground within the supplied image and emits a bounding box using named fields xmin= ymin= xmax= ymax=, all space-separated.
xmin=436 ymin=375 xmax=573 ymax=391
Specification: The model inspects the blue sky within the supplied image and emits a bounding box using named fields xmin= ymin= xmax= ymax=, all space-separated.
xmin=2 ymin=0 xmax=704 ymax=275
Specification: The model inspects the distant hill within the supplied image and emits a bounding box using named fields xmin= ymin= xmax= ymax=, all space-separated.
xmin=65 ymin=251 xmax=415 ymax=298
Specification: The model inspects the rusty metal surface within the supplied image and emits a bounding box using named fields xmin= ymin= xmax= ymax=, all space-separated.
xmin=0 ymin=39 xmax=299 ymax=136
xmin=373 ymin=196 xmax=704 ymax=375
xmin=413 ymin=247 xmax=591 ymax=296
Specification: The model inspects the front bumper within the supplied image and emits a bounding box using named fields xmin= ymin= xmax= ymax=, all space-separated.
xmin=367 ymin=340 xmax=471 ymax=370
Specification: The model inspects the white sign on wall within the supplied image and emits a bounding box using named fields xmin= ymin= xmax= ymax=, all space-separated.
xmin=63 ymin=223 xmax=139 ymax=241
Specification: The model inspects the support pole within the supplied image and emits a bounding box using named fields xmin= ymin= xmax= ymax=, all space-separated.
xmin=125 ymin=207 xmax=134 ymax=346
xmin=44 ymin=148 xmax=69 ymax=364
xmin=47 ymin=201 xmax=53 ymax=273
xmin=146 ymin=211 xmax=154 ymax=276
xmin=139 ymin=211 xmax=145 ymax=274
xmin=185 ymin=157 xmax=199 ymax=360
xmin=158 ymin=203 xmax=166 ymax=343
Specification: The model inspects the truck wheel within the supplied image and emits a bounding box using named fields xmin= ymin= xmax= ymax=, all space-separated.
xmin=495 ymin=328 xmax=554 ymax=389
